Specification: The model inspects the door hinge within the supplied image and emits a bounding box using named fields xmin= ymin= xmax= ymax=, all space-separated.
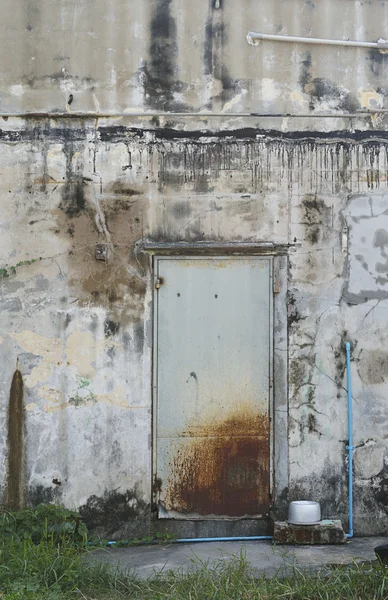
xmin=155 ymin=277 xmax=164 ymax=290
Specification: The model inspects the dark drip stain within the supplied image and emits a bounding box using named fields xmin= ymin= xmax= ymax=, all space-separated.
xmin=143 ymin=0 xmax=184 ymax=111
xmin=203 ymin=0 xmax=226 ymax=80
xmin=299 ymin=51 xmax=312 ymax=91
xmin=369 ymin=49 xmax=388 ymax=77
xmin=59 ymin=141 xmax=86 ymax=217
xmin=203 ymin=0 xmax=237 ymax=108
xmin=204 ymin=18 xmax=214 ymax=79
xmin=5 ymin=370 xmax=24 ymax=509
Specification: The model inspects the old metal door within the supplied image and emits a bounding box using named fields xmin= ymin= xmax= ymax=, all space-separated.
xmin=153 ymin=257 xmax=272 ymax=519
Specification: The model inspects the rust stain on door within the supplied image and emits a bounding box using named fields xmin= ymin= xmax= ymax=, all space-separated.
xmin=164 ymin=407 xmax=270 ymax=516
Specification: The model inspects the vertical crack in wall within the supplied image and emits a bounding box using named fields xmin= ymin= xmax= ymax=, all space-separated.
xmin=5 ymin=369 xmax=24 ymax=510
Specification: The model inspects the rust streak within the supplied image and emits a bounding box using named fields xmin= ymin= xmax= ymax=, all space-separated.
xmin=164 ymin=408 xmax=270 ymax=517
xmin=5 ymin=370 xmax=24 ymax=509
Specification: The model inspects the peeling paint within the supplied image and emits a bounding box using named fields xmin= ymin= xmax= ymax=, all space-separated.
xmin=66 ymin=331 xmax=96 ymax=378
xmin=11 ymin=329 xmax=123 ymax=388
xmin=359 ymin=89 xmax=384 ymax=110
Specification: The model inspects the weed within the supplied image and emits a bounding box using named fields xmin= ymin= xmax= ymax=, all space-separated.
xmin=0 ymin=504 xmax=87 ymax=544
xmin=0 ymin=257 xmax=42 ymax=279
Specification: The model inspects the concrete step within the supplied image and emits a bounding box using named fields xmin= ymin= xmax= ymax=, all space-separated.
xmin=273 ymin=520 xmax=347 ymax=545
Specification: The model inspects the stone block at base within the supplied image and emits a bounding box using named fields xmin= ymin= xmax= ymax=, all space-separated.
xmin=273 ymin=520 xmax=347 ymax=545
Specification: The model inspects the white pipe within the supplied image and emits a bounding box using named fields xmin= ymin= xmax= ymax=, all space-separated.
xmin=247 ymin=32 xmax=388 ymax=50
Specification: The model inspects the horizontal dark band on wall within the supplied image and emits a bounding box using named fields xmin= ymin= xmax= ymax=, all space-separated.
xmin=0 ymin=125 xmax=388 ymax=144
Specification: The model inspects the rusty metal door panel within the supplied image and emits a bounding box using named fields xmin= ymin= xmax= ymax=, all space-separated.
xmin=154 ymin=257 xmax=272 ymax=519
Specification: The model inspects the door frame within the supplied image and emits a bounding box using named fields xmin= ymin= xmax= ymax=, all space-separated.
xmin=150 ymin=251 xmax=288 ymax=519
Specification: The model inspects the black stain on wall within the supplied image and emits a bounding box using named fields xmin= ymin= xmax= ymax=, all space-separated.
xmin=133 ymin=323 xmax=145 ymax=353
xmin=299 ymin=51 xmax=359 ymax=112
xmin=372 ymin=465 xmax=388 ymax=512
xmin=369 ymin=49 xmax=388 ymax=77
xmin=301 ymin=195 xmax=331 ymax=245
xmin=204 ymin=2 xmax=225 ymax=78
xmin=143 ymin=0 xmax=183 ymax=111
xmin=79 ymin=489 xmax=150 ymax=538
xmin=299 ymin=51 xmax=312 ymax=91
xmin=104 ymin=319 xmax=120 ymax=338
xmin=3 ymin=124 xmax=388 ymax=144
xmin=203 ymin=1 xmax=238 ymax=108
xmin=111 ymin=181 xmax=142 ymax=197
xmin=27 ymin=484 xmax=60 ymax=506
xmin=59 ymin=143 xmax=86 ymax=217
xmin=333 ymin=332 xmax=350 ymax=399
xmin=5 ymin=370 xmax=24 ymax=509
xmin=171 ymin=201 xmax=193 ymax=219
xmin=287 ymin=291 xmax=303 ymax=327
xmin=307 ymin=78 xmax=359 ymax=113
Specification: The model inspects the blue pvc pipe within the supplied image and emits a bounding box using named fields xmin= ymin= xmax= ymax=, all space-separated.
xmin=105 ymin=535 xmax=273 ymax=546
xmin=175 ymin=536 xmax=272 ymax=543
xmin=345 ymin=341 xmax=354 ymax=539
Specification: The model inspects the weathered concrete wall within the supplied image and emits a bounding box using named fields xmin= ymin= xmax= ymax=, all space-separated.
xmin=0 ymin=0 xmax=388 ymax=116
xmin=1 ymin=121 xmax=388 ymax=535
xmin=2 ymin=0 xmax=388 ymax=537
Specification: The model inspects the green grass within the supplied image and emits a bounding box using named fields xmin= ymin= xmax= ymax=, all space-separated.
xmin=1 ymin=506 xmax=388 ymax=599
xmin=1 ymin=539 xmax=388 ymax=600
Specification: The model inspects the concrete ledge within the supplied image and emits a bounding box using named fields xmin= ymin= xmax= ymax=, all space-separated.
xmin=151 ymin=518 xmax=271 ymax=539
xmin=273 ymin=520 xmax=347 ymax=545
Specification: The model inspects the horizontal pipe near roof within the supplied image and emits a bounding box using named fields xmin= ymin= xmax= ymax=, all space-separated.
xmin=246 ymin=31 xmax=388 ymax=50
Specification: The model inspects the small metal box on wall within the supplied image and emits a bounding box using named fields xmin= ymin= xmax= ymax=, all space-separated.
xmin=153 ymin=256 xmax=273 ymax=520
